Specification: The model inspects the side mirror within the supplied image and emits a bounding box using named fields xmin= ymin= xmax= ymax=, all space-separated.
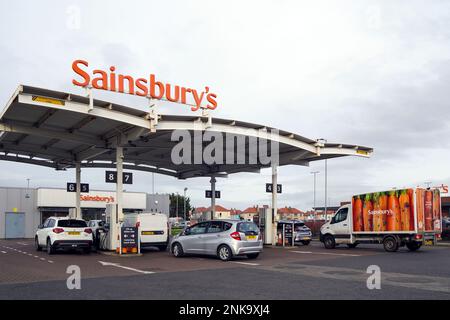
xmin=330 ymin=217 xmax=336 ymax=224
xmin=183 ymin=228 xmax=191 ymax=236
xmin=38 ymin=224 xmax=43 ymax=229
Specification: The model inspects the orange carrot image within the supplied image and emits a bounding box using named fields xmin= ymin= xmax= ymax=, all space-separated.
xmin=379 ymin=192 xmax=388 ymax=231
xmin=387 ymin=191 xmax=401 ymax=231
xmin=399 ymin=190 xmax=411 ymax=231
xmin=407 ymin=189 xmax=415 ymax=231
xmin=363 ymin=194 xmax=373 ymax=232
xmin=372 ymin=193 xmax=382 ymax=232
xmin=424 ymin=190 xmax=433 ymax=231
xmin=353 ymin=196 xmax=363 ymax=231
xmin=416 ymin=189 xmax=425 ymax=231
xmin=432 ymin=189 xmax=441 ymax=231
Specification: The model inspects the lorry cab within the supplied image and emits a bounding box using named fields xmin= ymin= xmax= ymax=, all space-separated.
xmin=320 ymin=204 xmax=353 ymax=246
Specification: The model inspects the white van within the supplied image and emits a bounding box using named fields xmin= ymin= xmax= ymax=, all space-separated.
xmin=123 ymin=213 xmax=169 ymax=251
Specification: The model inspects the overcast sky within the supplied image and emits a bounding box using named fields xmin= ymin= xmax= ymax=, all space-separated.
xmin=0 ymin=0 xmax=449 ymax=211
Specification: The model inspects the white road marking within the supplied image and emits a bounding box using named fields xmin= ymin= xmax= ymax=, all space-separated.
xmin=34 ymin=256 xmax=39 ymax=258
xmin=40 ymin=258 xmax=45 ymax=261
xmin=291 ymin=250 xmax=361 ymax=257
xmin=48 ymin=260 xmax=54 ymax=264
xmin=99 ymin=261 xmax=155 ymax=274
xmin=232 ymin=261 xmax=260 ymax=266
xmin=1 ymin=251 xmax=6 ymax=254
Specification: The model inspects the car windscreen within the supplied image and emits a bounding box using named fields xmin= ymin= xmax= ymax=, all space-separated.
xmin=294 ymin=223 xmax=306 ymax=231
xmin=237 ymin=222 xmax=259 ymax=234
xmin=57 ymin=220 xmax=87 ymax=228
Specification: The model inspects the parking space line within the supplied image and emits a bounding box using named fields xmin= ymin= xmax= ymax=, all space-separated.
xmin=291 ymin=250 xmax=361 ymax=257
xmin=232 ymin=261 xmax=260 ymax=266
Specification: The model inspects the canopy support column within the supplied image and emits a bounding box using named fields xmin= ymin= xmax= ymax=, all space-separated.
xmin=116 ymin=146 xmax=124 ymax=223
xmin=271 ymin=164 xmax=278 ymax=246
xmin=75 ymin=162 xmax=81 ymax=220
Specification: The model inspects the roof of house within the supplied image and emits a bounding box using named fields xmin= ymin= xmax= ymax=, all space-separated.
xmin=242 ymin=206 xmax=259 ymax=214
xmin=278 ymin=207 xmax=303 ymax=214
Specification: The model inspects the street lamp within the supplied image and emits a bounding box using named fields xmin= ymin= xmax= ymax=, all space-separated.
xmin=183 ymin=187 xmax=188 ymax=222
xmin=310 ymin=171 xmax=319 ymax=214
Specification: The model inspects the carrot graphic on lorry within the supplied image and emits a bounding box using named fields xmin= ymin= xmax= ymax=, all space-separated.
xmin=372 ymin=193 xmax=382 ymax=232
xmin=379 ymin=192 xmax=388 ymax=231
xmin=363 ymin=194 xmax=373 ymax=231
xmin=353 ymin=196 xmax=363 ymax=231
xmin=387 ymin=191 xmax=401 ymax=231
xmin=399 ymin=190 xmax=411 ymax=231
xmin=424 ymin=190 xmax=433 ymax=231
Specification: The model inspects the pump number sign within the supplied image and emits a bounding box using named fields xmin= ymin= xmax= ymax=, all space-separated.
xmin=105 ymin=171 xmax=133 ymax=184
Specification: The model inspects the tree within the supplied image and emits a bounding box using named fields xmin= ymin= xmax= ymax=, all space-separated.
xmin=169 ymin=193 xmax=193 ymax=220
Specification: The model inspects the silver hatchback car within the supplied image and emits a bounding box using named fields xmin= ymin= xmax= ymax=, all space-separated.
xmin=171 ymin=220 xmax=263 ymax=261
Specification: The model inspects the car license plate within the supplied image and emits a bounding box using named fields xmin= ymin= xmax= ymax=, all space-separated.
xmin=68 ymin=231 xmax=80 ymax=235
xmin=425 ymin=239 xmax=433 ymax=246
xmin=247 ymin=235 xmax=257 ymax=240
xmin=142 ymin=231 xmax=155 ymax=235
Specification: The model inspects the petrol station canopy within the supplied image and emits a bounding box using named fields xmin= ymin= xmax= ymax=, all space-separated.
xmin=0 ymin=85 xmax=373 ymax=178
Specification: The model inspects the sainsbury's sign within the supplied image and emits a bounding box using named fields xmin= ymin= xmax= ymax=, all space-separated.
xmin=71 ymin=59 xmax=217 ymax=111
xmin=80 ymin=195 xmax=115 ymax=203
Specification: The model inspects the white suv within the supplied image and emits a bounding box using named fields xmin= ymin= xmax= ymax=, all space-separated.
xmin=35 ymin=217 xmax=93 ymax=254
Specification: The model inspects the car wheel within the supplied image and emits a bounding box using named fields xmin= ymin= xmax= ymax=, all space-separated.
xmin=323 ymin=235 xmax=336 ymax=249
xmin=383 ymin=236 xmax=399 ymax=252
xmin=172 ymin=243 xmax=184 ymax=257
xmin=247 ymin=253 xmax=259 ymax=259
xmin=217 ymin=245 xmax=233 ymax=261
xmin=35 ymin=237 xmax=42 ymax=251
xmin=46 ymin=238 xmax=55 ymax=255
xmin=406 ymin=241 xmax=422 ymax=252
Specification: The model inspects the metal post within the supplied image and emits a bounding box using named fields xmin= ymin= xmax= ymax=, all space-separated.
xmin=210 ymin=176 xmax=216 ymax=220
xmin=176 ymin=192 xmax=179 ymax=219
xmin=271 ymin=164 xmax=278 ymax=246
xmin=75 ymin=162 xmax=81 ymax=220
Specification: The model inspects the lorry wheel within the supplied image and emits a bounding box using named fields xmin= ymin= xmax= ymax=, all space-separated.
xmin=406 ymin=242 xmax=422 ymax=252
xmin=383 ymin=236 xmax=399 ymax=252
xmin=323 ymin=235 xmax=336 ymax=249
xmin=347 ymin=243 xmax=358 ymax=249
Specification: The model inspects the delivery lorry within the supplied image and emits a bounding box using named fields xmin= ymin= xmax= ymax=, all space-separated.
xmin=320 ymin=188 xmax=442 ymax=252
xmin=123 ymin=212 xmax=169 ymax=251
